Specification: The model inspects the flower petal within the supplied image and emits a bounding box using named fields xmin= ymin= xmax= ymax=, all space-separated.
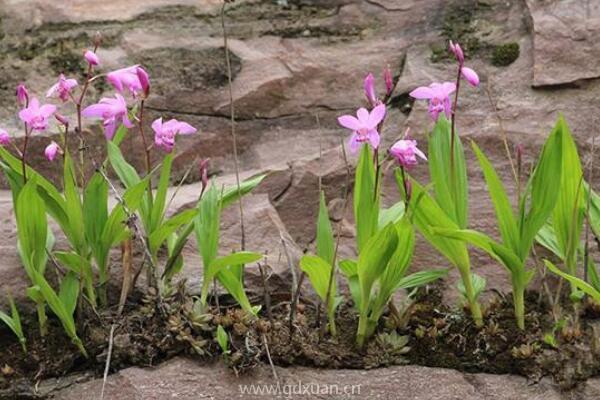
xmin=367 ymin=104 xmax=386 ymax=128
xmin=175 ymin=121 xmax=197 ymax=135
xmin=337 ymin=115 xmax=361 ymax=130
xmin=367 ymin=130 xmax=380 ymax=149
xmin=409 ymin=86 xmax=435 ymax=100
xmin=151 ymin=117 xmax=163 ymax=134
xmin=356 ymin=107 xmax=369 ymax=124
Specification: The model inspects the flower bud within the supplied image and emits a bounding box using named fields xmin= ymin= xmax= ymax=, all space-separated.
xmin=363 ymin=73 xmax=376 ymax=106
xmin=0 ymin=129 xmax=10 ymax=146
xmin=84 ymin=50 xmax=100 ymax=67
xmin=44 ymin=141 xmax=62 ymax=161
xmin=461 ymin=67 xmax=480 ymax=87
xmin=199 ymin=158 xmax=210 ymax=190
xmin=515 ymin=143 xmax=524 ymax=168
xmin=16 ymin=84 xmax=29 ymax=108
xmin=449 ymin=40 xmax=464 ymax=64
xmin=93 ymin=31 xmax=102 ymax=48
xmin=383 ymin=65 xmax=393 ymax=97
xmin=136 ymin=66 xmax=150 ymax=98
xmin=55 ymin=113 xmax=69 ymax=127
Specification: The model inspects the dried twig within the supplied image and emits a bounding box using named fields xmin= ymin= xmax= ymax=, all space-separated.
xmin=262 ymin=333 xmax=279 ymax=382
xmin=485 ymin=86 xmax=519 ymax=187
xmin=258 ymin=258 xmax=273 ymax=326
xmin=117 ymin=239 xmax=133 ymax=316
xmin=321 ymin=138 xmax=351 ymax=336
xmin=221 ymin=2 xmax=246 ymax=252
xmin=100 ymin=324 xmax=116 ymax=400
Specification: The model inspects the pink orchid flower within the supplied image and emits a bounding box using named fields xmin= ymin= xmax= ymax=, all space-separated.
xmin=337 ymin=104 xmax=386 ymax=153
xmin=136 ymin=67 xmax=150 ymax=98
xmin=106 ymin=65 xmax=144 ymax=96
xmin=18 ymin=98 xmax=57 ymax=131
xmin=409 ymin=82 xmax=456 ymax=121
xmin=44 ymin=141 xmax=62 ymax=161
xmin=84 ymin=50 xmax=100 ymax=66
xmin=151 ymin=117 xmax=197 ymax=153
xmin=390 ymin=135 xmax=427 ymax=168
xmin=46 ymin=74 xmax=78 ymax=102
xmin=0 ymin=129 xmax=10 ymax=146
xmin=82 ymin=93 xmax=134 ymax=139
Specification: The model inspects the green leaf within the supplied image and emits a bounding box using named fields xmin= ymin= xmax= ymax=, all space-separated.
xmin=458 ymin=273 xmax=487 ymax=302
xmin=536 ymin=220 xmax=564 ymax=259
xmin=217 ymin=268 xmax=259 ymax=316
xmin=544 ymin=260 xmax=600 ymax=302
xmin=520 ymin=118 xmax=563 ymax=258
xmin=428 ymin=115 xmax=468 ymax=228
xmin=195 ymin=184 xmax=221 ymax=271
xmin=148 ymin=208 xmax=197 ymax=256
xmin=107 ymin=141 xmax=141 ymax=188
xmin=83 ymin=173 xmax=109 ymax=248
xmin=150 ymin=153 xmax=173 ymax=233
xmin=63 ymin=154 xmax=85 ymax=251
xmin=15 ymin=177 xmax=48 ymax=278
xmin=58 ymin=272 xmax=80 ymax=317
xmin=207 ymin=252 xmax=262 ymax=284
xmin=299 ymin=255 xmax=336 ymax=304
xmin=405 ymin=175 xmax=470 ymax=269
xmin=221 ymin=174 xmax=266 ymax=209
xmin=316 ymin=191 xmax=335 ymax=265
xmin=0 ymin=294 xmax=25 ymax=351
xmin=552 ymin=117 xmax=584 ymax=276
xmin=378 ymin=201 xmax=405 ymax=230
xmin=471 ymin=142 xmax=520 ymax=253
xmin=396 ymin=269 xmax=448 ymax=289
xmin=356 ymin=223 xmax=398 ymax=313
xmin=339 ymin=259 xmax=361 ymax=309
xmin=216 ymin=325 xmax=229 ymax=353
xmin=354 ymin=145 xmax=379 ymax=252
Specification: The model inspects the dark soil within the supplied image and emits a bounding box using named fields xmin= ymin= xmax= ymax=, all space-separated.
xmin=1 ymin=281 xmax=600 ymax=398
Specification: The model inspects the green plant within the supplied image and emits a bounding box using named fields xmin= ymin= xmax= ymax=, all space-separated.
xmin=194 ymin=182 xmax=262 ymax=315
xmin=0 ymin=294 xmax=26 ymax=352
xmin=434 ymin=117 xmax=565 ymax=329
xmin=216 ymin=325 xmax=230 ymax=355
xmin=405 ymin=116 xmax=483 ymax=327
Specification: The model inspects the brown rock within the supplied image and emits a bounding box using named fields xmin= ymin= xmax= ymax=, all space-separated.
xmin=527 ymin=0 xmax=600 ymax=87
xmin=51 ymin=356 xmax=580 ymax=400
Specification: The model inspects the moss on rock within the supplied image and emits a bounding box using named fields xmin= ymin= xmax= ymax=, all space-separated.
xmin=491 ymin=42 xmax=520 ymax=67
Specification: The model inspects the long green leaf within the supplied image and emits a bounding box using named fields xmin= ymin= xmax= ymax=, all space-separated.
xmin=316 ymin=191 xmax=335 ymax=265
xmin=354 ymin=145 xmax=379 ymax=252
xmin=428 ymin=116 xmax=468 ymax=228
xmin=471 ymin=142 xmax=519 ymax=253
xmin=545 ymin=260 xmax=600 ymax=302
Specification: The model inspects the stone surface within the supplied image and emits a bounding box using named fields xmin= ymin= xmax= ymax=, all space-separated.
xmin=50 ymin=356 xmax=598 ymax=400
xmin=527 ymin=0 xmax=600 ymax=87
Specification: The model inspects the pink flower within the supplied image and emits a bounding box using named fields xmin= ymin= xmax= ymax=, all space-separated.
xmin=409 ymin=82 xmax=456 ymax=121
xmin=151 ymin=118 xmax=197 ymax=153
xmin=383 ymin=66 xmax=393 ymax=96
xmin=136 ymin=67 xmax=150 ymax=98
xmin=84 ymin=50 xmax=100 ymax=66
xmin=364 ymin=73 xmax=377 ymax=105
xmin=46 ymin=74 xmax=78 ymax=102
xmin=449 ymin=40 xmax=464 ymax=64
xmin=106 ymin=65 xmax=144 ymax=96
xmin=18 ymin=98 xmax=57 ymax=131
xmin=0 ymin=129 xmax=10 ymax=146
xmin=44 ymin=141 xmax=62 ymax=161
xmin=461 ymin=67 xmax=479 ymax=87
xmin=337 ymin=104 xmax=386 ymax=153
xmin=16 ymin=84 xmax=29 ymax=108
xmin=390 ymin=135 xmax=427 ymax=168
xmin=82 ymin=94 xmax=134 ymax=139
